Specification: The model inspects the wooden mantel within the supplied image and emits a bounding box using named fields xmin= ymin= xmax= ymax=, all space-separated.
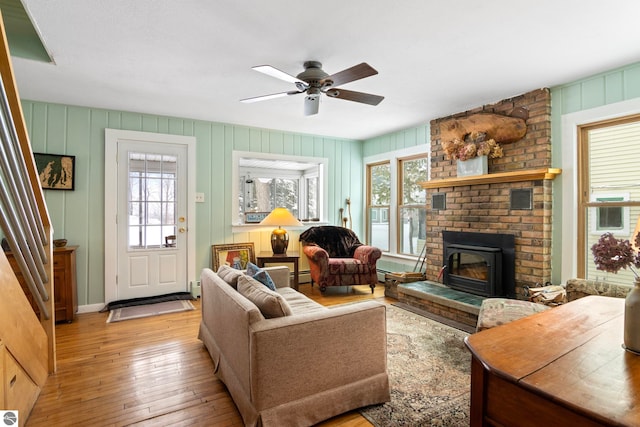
xmin=419 ymin=168 xmax=561 ymax=189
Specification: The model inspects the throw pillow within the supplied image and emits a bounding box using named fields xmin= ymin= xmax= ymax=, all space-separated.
xmin=217 ymin=265 xmax=244 ymax=289
xmin=237 ymin=275 xmax=292 ymax=319
xmin=245 ymin=262 xmax=277 ymax=291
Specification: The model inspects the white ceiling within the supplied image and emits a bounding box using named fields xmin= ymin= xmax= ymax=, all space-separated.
xmin=12 ymin=0 xmax=640 ymax=140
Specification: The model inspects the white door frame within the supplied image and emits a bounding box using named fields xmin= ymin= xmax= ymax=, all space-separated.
xmin=104 ymin=129 xmax=196 ymax=304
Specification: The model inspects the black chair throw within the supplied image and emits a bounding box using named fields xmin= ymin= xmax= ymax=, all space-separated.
xmin=299 ymin=226 xmax=364 ymax=258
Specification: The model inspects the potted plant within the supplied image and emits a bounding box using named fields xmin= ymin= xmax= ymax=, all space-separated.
xmin=591 ymin=232 xmax=640 ymax=353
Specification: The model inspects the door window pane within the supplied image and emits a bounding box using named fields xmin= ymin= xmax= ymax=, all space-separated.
xmin=128 ymin=152 xmax=177 ymax=249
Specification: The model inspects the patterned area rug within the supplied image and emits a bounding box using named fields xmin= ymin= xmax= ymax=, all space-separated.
xmin=359 ymin=304 xmax=471 ymax=426
xmin=106 ymin=300 xmax=195 ymax=323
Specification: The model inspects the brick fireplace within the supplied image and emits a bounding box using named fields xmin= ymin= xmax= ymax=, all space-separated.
xmin=422 ymin=88 xmax=555 ymax=299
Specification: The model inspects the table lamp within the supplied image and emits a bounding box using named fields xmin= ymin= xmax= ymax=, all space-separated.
xmin=260 ymin=207 xmax=302 ymax=254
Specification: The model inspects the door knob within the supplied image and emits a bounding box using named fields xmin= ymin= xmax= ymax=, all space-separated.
xmin=178 ymin=227 xmax=186 ymax=233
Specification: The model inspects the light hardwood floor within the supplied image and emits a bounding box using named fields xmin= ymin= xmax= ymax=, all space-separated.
xmin=26 ymin=283 xmax=390 ymax=426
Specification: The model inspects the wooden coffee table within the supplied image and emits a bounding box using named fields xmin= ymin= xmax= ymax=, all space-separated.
xmin=465 ymin=295 xmax=639 ymax=426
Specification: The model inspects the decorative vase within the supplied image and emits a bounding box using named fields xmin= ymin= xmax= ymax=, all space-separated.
xmin=624 ymin=277 xmax=640 ymax=354
xmin=457 ymin=155 xmax=488 ymax=177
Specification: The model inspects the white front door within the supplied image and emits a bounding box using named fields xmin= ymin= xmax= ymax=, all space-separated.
xmin=105 ymin=129 xmax=196 ymax=303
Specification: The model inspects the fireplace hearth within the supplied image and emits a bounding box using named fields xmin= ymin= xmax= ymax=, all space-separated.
xmin=442 ymin=231 xmax=515 ymax=298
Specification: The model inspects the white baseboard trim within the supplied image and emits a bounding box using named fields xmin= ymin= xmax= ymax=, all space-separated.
xmin=77 ymin=303 xmax=105 ymax=313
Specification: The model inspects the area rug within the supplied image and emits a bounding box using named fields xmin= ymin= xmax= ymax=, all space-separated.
xmin=106 ymin=300 xmax=195 ymax=323
xmin=359 ymin=304 xmax=471 ymax=426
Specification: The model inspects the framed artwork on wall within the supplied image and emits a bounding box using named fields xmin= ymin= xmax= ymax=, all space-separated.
xmin=33 ymin=152 xmax=76 ymax=190
xmin=211 ymin=242 xmax=256 ymax=271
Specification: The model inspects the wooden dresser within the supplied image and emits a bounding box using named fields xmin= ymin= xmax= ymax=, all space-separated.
xmin=6 ymin=245 xmax=78 ymax=323
xmin=465 ymin=296 xmax=639 ymax=426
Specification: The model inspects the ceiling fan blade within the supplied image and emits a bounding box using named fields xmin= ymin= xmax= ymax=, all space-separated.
xmin=252 ymin=65 xmax=307 ymax=85
xmin=240 ymin=90 xmax=302 ymax=103
xmin=322 ymin=62 xmax=378 ymax=87
xmin=304 ymin=96 xmax=320 ymax=116
xmin=327 ymin=88 xmax=384 ymax=106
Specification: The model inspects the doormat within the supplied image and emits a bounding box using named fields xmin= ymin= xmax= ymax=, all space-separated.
xmin=100 ymin=291 xmax=194 ymax=312
xmin=106 ymin=300 xmax=195 ymax=323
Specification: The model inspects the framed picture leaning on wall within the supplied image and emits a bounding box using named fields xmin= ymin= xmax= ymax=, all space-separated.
xmin=211 ymin=242 xmax=256 ymax=271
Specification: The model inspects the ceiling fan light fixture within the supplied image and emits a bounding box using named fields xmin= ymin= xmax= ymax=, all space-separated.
xmin=242 ymin=61 xmax=383 ymax=115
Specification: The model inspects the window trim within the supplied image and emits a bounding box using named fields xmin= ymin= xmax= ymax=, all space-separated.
xmin=231 ymin=151 xmax=329 ymax=229
xmin=576 ymin=114 xmax=640 ymax=277
xmin=560 ymin=99 xmax=640 ymax=283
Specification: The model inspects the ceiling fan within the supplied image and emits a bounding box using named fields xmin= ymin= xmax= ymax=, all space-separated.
xmin=240 ymin=61 xmax=384 ymax=116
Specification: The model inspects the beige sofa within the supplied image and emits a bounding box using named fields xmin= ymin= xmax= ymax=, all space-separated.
xmin=198 ymin=265 xmax=390 ymax=427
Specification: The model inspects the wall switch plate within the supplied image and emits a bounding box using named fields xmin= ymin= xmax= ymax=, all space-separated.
xmin=195 ymin=192 xmax=205 ymax=203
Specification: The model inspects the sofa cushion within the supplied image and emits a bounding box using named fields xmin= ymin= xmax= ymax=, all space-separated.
xmin=237 ymin=275 xmax=293 ymax=318
xmin=217 ymin=265 xmax=244 ymax=289
xmin=277 ymin=287 xmax=328 ymax=315
xmin=246 ymin=262 xmax=276 ymax=291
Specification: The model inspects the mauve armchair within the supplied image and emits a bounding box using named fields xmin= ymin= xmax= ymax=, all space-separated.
xmin=300 ymin=226 xmax=382 ymax=293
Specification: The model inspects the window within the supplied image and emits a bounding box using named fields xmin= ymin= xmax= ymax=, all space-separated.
xmin=306 ymin=176 xmax=319 ymax=219
xmin=578 ymin=115 xmax=640 ymax=285
xmin=233 ymin=151 xmax=327 ymax=225
xmin=398 ymin=156 xmax=427 ymax=256
xmin=367 ymin=162 xmax=390 ymax=251
xmin=365 ymin=145 xmax=429 ymax=257
xmin=240 ymin=177 xmax=299 ymax=217
xmin=591 ymin=195 xmax=628 ymax=233
xmin=128 ymin=152 xmax=177 ymax=248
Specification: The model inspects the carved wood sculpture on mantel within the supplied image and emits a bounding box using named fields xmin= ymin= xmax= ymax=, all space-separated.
xmin=440 ymin=109 xmax=528 ymax=161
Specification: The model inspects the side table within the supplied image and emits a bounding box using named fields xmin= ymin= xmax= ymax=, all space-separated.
xmin=6 ymin=245 xmax=78 ymax=323
xmin=256 ymin=251 xmax=299 ymax=291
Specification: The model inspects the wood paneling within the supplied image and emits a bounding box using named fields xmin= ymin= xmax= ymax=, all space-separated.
xmin=21 ymin=100 xmax=364 ymax=309
xmin=554 ymin=62 xmax=640 ymax=114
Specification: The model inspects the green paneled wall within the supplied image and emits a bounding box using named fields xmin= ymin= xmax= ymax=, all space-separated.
xmin=16 ymin=61 xmax=640 ymax=306
xmin=21 ymin=101 xmax=363 ymax=307
xmin=363 ymin=124 xmax=429 ymax=157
